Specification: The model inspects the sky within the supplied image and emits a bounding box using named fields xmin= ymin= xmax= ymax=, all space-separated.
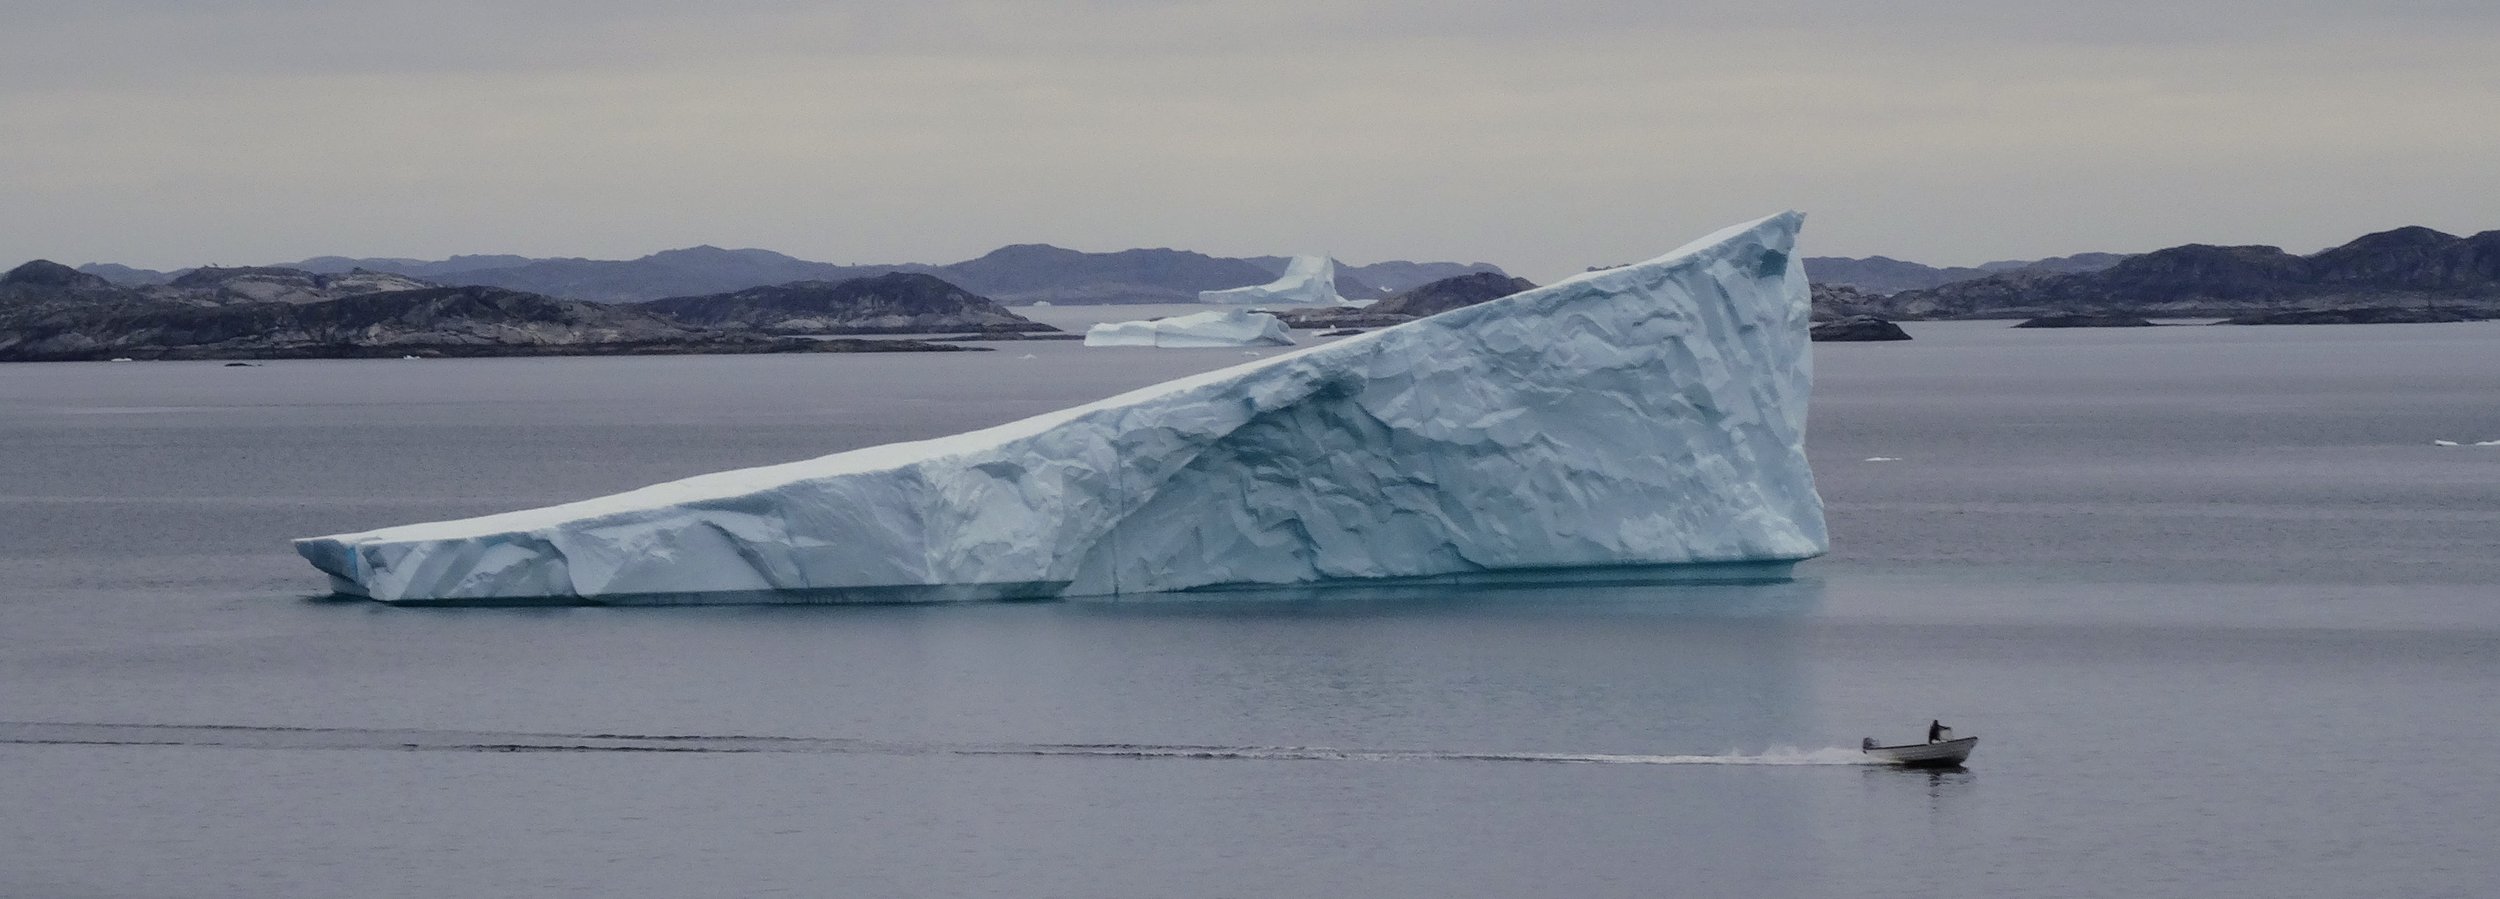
xmin=5 ymin=0 xmax=2497 ymax=282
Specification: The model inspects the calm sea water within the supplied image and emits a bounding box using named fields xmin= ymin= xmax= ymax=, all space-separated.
xmin=2 ymin=319 xmax=2496 ymax=898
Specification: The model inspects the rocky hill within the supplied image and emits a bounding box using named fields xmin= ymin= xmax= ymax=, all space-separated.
xmin=1858 ymin=226 xmax=2500 ymax=319
xmin=14 ymin=261 xmax=433 ymax=309
xmin=167 ymin=266 xmax=434 ymax=304
xmin=1272 ymin=271 xmax=1537 ymax=329
xmin=1807 ymin=283 xmax=1889 ymax=320
xmin=3 ymin=260 xmax=118 ymax=294
xmin=0 ymin=261 xmax=971 ymax=361
xmin=413 ymin=246 xmax=895 ymax=304
xmin=289 ymin=254 xmax=537 ymax=279
xmin=72 ymin=262 xmax=181 ymax=286
xmin=935 ymin=245 xmax=1273 ymax=306
xmin=1805 ymin=253 xmax=2129 ymax=294
xmin=89 ymin=245 xmax=1515 ymax=306
xmin=1339 ymin=260 xmax=1511 ymax=295
xmin=1369 ymin=272 xmax=1536 ymax=317
xmin=640 ymin=273 xmax=1057 ymax=334
xmin=1810 ymin=316 xmax=1911 ymax=342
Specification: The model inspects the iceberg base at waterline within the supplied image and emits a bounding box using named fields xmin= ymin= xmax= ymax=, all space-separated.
xmin=1083 ymin=309 xmax=1296 ymax=348
xmin=352 ymin=560 xmax=1806 ymax=607
xmin=296 ymin=212 xmax=1828 ymax=605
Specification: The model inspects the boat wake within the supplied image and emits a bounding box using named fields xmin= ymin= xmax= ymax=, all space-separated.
xmin=0 ymin=722 xmax=1874 ymax=767
xmin=957 ymin=743 xmax=1874 ymax=766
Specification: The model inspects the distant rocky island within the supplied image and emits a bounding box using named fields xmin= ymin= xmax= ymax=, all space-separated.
xmin=1807 ymin=283 xmax=1889 ymax=320
xmin=1271 ymin=272 xmax=1538 ymax=329
xmin=640 ymin=273 xmax=1057 ymax=334
xmin=1805 ymin=252 xmax=2131 ymax=295
xmin=1811 ymin=225 xmax=2500 ymax=321
xmin=1809 ymin=316 xmax=1911 ymax=342
xmin=80 ymin=245 xmax=1511 ymax=306
xmin=0 ymin=261 xmax=1030 ymax=362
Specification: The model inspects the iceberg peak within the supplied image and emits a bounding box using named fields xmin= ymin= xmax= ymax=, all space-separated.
xmin=1201 ymin=255 xmax=1356 ymax=307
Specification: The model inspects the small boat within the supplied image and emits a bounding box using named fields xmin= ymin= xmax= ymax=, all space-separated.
xmin=1861 ymin=735 xmax=1977 ymax=768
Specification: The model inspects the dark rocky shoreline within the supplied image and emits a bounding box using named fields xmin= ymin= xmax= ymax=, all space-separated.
xmin=2013 ymin=314 xmax=2160 ymax=328
xmin=25 ymin=337 xmax=980 ymax=363
xmin=2217 ymin=306 xmax=2497 ymax=325
xmin=1810 ymin=316 xmax=1912 ymax=341
xmin=930 ymin=332 xmax=1087 ymax=342
xmin=1813 ymin=225 xmax=2500 ymax=322
xmin=1 ymin=262 xmax=1027 ymax=363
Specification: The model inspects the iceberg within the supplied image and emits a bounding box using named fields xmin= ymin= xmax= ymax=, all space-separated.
xmin=1200 ymin=255 xmax=1356 ymax=307
xmin=1084 ymin=309 xmax=1297 ymax=348
xmin=295 ymin=213 xmax=1827 ymax=604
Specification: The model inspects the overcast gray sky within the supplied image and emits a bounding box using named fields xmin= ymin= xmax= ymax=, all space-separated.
xmin=6 ymin=0 xmax=2496 ymax=280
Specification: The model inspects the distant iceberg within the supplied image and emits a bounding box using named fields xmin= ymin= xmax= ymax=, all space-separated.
xmin=1084 ymin=309 xmax=1296 ymax=348
xmin=296 ymin=213 xmax=1827 ymax=604
xmin=1200 ymin=255 xmax=1358 ymax=307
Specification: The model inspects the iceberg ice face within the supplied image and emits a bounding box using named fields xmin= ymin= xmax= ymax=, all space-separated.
xmin=1200 ymin=255 xmax=1353 ymax=307
xmin=296 ymin=213 xmax=1826 ymax=604
xmin=1083 ymin=309 xmax=1297 ymax=348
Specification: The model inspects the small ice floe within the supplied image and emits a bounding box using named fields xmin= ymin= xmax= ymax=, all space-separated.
xmin=1241 ymin=351 xmax=1263 ymax=356
xmin=1864 ymin=456 xmax=1902 ymax=462
xmin=108 ymin=357 xmax=135 ymax=363
xmin=2478 ymin=440 xmax=2500 ymax=447
xmin=1019 ymin=354 xmax=1038 ymax=360
xmin=400 ymin=355 xmax=422 ymax=360
xmin=2433 ymin=440 xmax=2460 ymax=446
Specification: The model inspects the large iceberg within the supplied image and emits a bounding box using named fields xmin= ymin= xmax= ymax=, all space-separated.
xmin=1084 ymin=309 xmax=1297 ymax=348
xmin=1200 ymin=255 xmax=1355 ymax=307
xmin=296 ymin=213 xmax=1826 ymax=604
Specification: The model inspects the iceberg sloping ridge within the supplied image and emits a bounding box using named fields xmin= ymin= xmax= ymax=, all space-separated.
xmin=296 ymin=213 xmax=1826 ymax=604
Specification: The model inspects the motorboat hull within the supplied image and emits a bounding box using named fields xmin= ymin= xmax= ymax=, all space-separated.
xmin=1863 ymin=736 xmax=1977 ymax=768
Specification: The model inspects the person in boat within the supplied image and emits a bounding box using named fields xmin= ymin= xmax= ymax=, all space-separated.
xmin=1927 ymin=719 xmax=1949 ymax=743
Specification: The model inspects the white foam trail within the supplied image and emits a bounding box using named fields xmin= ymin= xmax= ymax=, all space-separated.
xmin=959 ymin=743 xmax=1873 ymax=766
xmin=0 ymin=723 xmax=1874 ymax=767
xmin=1492 ymin=747 xmax=1878 ymax=766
